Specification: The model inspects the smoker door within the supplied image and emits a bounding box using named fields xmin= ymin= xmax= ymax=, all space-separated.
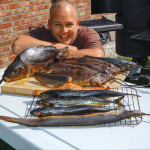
xmin=122 ymin=0 xmax=150 ymax=31
xmin=116 ymin=30 xmax=150 ymax=57
xmin=91 ymin=0 xmax=122 ymax=14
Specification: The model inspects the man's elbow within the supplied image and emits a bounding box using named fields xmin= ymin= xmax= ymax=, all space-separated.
xmin=12 ymin=37 xmax=23 ymax=55
xmin=12 ymin=41 xmax=18 ymax=55
xmin=96 ymin=48 xmax=105 ymax=57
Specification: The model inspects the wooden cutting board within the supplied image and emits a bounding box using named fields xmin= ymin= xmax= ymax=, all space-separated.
xmin=1 ymin=73 xmax=127 ymax=96
xmin=1 ymin=77 xmax=51 ymax=96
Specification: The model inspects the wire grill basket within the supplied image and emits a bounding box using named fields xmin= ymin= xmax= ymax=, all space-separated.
xmin=25 ymin=87 xmax=142 ymax=127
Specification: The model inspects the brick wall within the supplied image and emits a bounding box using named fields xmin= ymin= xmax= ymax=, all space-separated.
xmin=0 ymin=0 xmax=106 ymax=69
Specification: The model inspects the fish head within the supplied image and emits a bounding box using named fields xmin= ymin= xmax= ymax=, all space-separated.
xmin=2 ymin=59 xmax=28 ymax=82
xmin=36 ymin=99 xmax=53 ymax=107
xmin=90 ymin=73 xmax=114 ymax=85
xmin=56 ymin=46 xmax=69 ymax=61
xmin=30 ymin=109 xmax=43 ymax=117
xmin=122 ymin=60 xmax=137 ymax=71
xmin=36 ymin=100 xmax=48 ymax=107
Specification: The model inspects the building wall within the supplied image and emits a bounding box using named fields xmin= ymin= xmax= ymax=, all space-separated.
xmin=0 ymin=0 xmax=108 ymax=69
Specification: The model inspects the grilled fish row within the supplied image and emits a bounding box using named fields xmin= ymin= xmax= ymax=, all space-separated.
xmin=33 ymin=55 xmax=137 ymax=87
xmin=0 ymin=49 xmax=137 ymax=88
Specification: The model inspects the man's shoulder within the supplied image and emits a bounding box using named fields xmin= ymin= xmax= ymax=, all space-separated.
xmin=79 ymin=26 xmax=94 ymax=31
xmin=78 ymin=26 xmax=97 ymax=34
xmin=29 ymin=24 xmax=49 ymax=31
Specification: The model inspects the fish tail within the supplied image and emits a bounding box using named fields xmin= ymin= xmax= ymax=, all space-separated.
xmin=0 ymin=116 xmax=37 ymax=127
xmin=114 ymin=96 xmax=125 ymax=107
xmin=33 ymin=90 xmax=47 ymax=96
xmin=0 ymin=116 xmax=19 ymax=123
xmin=0 ymin=78 xmax=4 ymax=84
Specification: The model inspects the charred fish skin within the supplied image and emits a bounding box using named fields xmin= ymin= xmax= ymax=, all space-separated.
xmin=39 ymin=89 xmax=127 ymax=99
xmin=0 ymin=45 xmax=69 ymax=84
xmin=90 ymin=73 xmax=115 ymax=86
xmin=0 ymin=110 xmax=144 ymax=127
xmin=34 ymin=72 xmax=72 ymax=88
xmin=2 ymin=58 xmax=28 ymax=82
xmin=84 ymin=56 xmax=137 ymax=72
xmin=36 ymin=96 xmax=123 ymax=107
xmin=30 ymin=105 xmax=117 ymax=117
xmin=19 ymin=45 xmax=68 ymax=65
xmin=63 ymin=60 xmax=120 ymax=76
xmin=49 ymin=63 xmax=98 ymax=81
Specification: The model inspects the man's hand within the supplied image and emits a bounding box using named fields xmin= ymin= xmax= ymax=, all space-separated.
xmin=53 ymin=43 xmax=78 ymax=51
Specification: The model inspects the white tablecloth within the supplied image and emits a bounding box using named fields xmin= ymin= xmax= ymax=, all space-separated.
xmin=0 ymin=68 xmax=150 ymax=150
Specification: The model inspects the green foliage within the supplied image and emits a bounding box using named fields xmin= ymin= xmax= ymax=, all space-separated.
xmin=117 ymin=56 xmax=133 ymax=61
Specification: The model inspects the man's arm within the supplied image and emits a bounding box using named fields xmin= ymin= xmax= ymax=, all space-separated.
xmin=12 ymin=35 xmax=104 ymax=57
xmin=12 ymin=35 xmax=78 ymax=55
xmin=68 ymin=48 xmax=105 ymax=58
xmin=44 ymin=42 xmax=104 ymax=58
xmin=12 ymin=35 xmax=54 ymax=55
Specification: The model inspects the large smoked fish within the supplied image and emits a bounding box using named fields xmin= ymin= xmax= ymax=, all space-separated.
xmin=83 ymin=56 xmax=137 ymax=72
xmin=0 ymin=110 xmax=144 ymax=127
xmin=0 ymin=45 xmax=69 ymax=84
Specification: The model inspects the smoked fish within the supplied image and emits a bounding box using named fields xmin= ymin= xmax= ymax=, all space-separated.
xmin=36 ymin=96 xmax=124 ymax=107
xmin=38 ymin=89 xmax=129 ymax=99
xmin=0 ymin=45 xmax=69 ymax=84
xmin=34 ymin=72 xmax=72 ymax=88
xmin=0 ymin=110 xmax=144 ymax=127
xmin=84 ymin=56 xmax=137 ymax=72
xmin=30 ymin=105 xmax=117 ymax=117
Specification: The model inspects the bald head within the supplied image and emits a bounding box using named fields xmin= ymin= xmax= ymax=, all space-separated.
xmin=50 ymin=1 xmax=77 ymax=20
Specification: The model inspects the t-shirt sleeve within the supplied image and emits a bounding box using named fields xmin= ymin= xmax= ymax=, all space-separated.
xmin=76 ymin=27 xmax=103 ymax=50
xmin=24 ymin=25 xmax=44 ymax=40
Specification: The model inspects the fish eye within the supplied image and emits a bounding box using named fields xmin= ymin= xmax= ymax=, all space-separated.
xmin=127 ymin=65 xmax=130 ymax=68
xmin=13 ymin=69 xmax=19 ymax=74
xmin=11 ymin=71 xmax=16 ymax=75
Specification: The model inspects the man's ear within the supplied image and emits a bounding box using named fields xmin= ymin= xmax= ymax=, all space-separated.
xmin=77 ymin=19 xmax=79 ymax=26
xmin=48 ymin=19 xmax=51 ymax=29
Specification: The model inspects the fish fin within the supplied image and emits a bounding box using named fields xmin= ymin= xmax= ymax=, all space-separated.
xmin=57 ymin=46 xmax=69 ymax=60
xmin=114 ymin=96 xmax=125 ymax=107
xmin=0 ymin=78 xmax=4 ymax=84
xmin=0 ymin=116 xmax=13 ymax=122
xmin=44 ymin=60 xmax=53 ymax=70
xmin=33 ymin=90 xmax=47 ymax=96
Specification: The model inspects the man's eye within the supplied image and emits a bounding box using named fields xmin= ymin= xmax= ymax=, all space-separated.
xmin=67 ymin=24 xmax=73 ymax=27
xmin=55 ymin=24 xmax=61 ymax=26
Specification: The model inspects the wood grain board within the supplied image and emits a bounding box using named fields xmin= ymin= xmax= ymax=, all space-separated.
xmin=0 ymin=73 xmax=127 ymax=96
xmin=1 ymin=77 xmax=50 ymax=96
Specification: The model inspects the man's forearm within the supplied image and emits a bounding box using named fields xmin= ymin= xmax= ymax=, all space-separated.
xmin=68 ymin=48 xmax=105 ymax=58
xmin=12 ymin=35 xmax=104 ymax=58
xmin=12 ymin=35 xmax=54 ymax=55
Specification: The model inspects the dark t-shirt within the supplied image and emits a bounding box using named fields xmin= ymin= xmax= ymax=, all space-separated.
xmin=25 ymin=25 xmax=103 ymax=50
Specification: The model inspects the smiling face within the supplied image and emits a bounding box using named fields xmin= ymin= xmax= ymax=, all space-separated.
xmin=49 ymin=4 xmax=79 ymax=45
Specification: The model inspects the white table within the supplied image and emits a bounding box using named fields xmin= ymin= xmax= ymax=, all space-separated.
xmin=0 ymin=68 xmax=150 ymax=150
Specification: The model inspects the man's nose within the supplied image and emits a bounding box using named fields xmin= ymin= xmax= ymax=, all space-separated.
xmin=61 ymin=26 xmax=68 ymax=32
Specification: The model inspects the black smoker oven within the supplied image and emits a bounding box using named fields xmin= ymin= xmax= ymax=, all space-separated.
xmin=91 ymin=0 xmax=150 ymax=85
xmin=91 ymin=0 xmax=150 ymax=58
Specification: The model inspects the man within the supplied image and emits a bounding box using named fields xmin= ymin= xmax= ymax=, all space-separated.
xmin=12 ymin=1 xmax=104 ymax=58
